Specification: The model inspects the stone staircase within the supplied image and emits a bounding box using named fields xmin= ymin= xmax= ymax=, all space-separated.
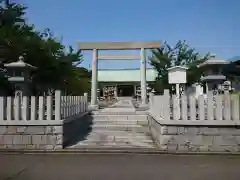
xmin=65 ymin=99 xmax=156 ymax=149
xmin=66 ymin=99 xmax=156 ymax=149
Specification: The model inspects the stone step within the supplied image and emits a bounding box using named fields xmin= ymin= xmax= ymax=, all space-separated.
xmin=91 ymin=124 xmax=150 ymax=132
xmin=91 ymin=115 xmax=148 ymax=121
xmin=68 ymin=142 xmax=156 ymax=148
xmin=100 ymin=108 xmax=136 ymax=113
xmin=82 ymin=139 xmax=154 ymax=144
xmin=91 ymin=119 xmax=148 ymax=126
xmin=86 ymin=133 xmax=153 ymax=139
xmin=86 ymin=130 xmax=152 ymax=137
xmin=84 ymin=135 xmax=154 ymax=143
xmin=115 ymin=136 xmax=153 ymax=141
xmin=77 ymin=143 xmax=156 ymax=148
xmin=91 ymin=111 xmax=148 ymax=115
xmin=67 ymin=145 xmax=156 ymax=149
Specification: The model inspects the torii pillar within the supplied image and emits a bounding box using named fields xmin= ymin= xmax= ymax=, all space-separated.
xmin=140 ymin=48 xmax=147 ymax=106
xmin=90 ymin=49 xmax=99 ymax=109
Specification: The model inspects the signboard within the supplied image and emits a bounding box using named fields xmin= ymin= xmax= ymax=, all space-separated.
xmin=168 ymin=66 xmax=187 ymax=84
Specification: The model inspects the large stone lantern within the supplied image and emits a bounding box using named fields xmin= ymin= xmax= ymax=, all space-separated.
xmin=4 ymin=56 xmax=37 ymax=97
xmin=198 ymin=54 xmax=229 ymax=93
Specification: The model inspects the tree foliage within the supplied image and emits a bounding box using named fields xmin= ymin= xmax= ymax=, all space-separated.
xmin=149 ymin=41 xmax=209 ymax=93
xmin=222 ymin=60 xmax=240 ymax=83
xmin=0 ymin=1 xmax=91 ymax=95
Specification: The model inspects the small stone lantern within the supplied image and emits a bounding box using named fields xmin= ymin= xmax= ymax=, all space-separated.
xmin=197 ymin=54 xmax=229 ymax=94
xmin=4 ymin=56 xmax=37 ymax=97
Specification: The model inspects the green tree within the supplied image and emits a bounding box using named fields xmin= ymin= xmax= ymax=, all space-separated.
xmin=0 ymin=1 xmax=91 ymax=95
xmin=149 ymin=40 xmax=209 ymax=93
xmin=223 ymin=60 xmax=240 ymax=80
xmin=64 ymin=67 xmax=91 ymax=95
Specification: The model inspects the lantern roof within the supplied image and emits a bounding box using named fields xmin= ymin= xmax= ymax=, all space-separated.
xmin=198 ymin=54 xmax=229 ymax=68
xmin=4 ymin=56 xmax=37 ymax=69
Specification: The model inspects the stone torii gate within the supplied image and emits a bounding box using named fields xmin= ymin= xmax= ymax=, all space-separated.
xmin=78 ymin=41 xmax=160 ymax=109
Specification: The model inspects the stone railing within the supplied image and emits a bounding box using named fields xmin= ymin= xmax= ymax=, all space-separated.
xmin=61 ymin=94 xmax=88 ymax=122
xmin=148 ymin=90 xmax=240 ymax=152
xmin=0 ymin=91 xmax=89 ymax=150
xmin=0 ymin=91 xmax=88 ymax=125
xmin=149 ymin=90 xmax=240 ymax=125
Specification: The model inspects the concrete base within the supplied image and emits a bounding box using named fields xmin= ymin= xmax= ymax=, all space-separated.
xmin=0 ymin=113 xmax=89 ymax=150
xmin=149 ymin=115 xmax=240 ymax=152
xmin=0 ymin=125 xmax=63 ymax=150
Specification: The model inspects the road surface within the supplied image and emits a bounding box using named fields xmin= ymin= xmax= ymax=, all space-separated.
xmin=0 ymin=153 xmax=240 ymax=180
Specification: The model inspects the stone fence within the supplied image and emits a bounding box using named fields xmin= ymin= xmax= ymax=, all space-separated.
xmin=0 ymin=91 xmax=88 ymax=150
xmin=149 ymin=90 xmax=240 ymax=152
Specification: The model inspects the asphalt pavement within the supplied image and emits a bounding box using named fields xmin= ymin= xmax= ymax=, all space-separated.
xmin=0 ymin=153 xmax=240 ymax=180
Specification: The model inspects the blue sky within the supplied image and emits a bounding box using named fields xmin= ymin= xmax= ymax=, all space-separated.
xmin=20 ymin=0 xmax=240 ymax=69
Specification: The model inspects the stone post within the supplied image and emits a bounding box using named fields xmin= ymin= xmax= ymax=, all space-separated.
xmin=114 ymin=85 xmax=118 ymax=99
xmin=84 ymin=92 xmax=88 ymax=102
xmin=176 ymin=83 xmax=180 ymax=97
xmin=84 ymin=92 xmax=88 ymax=97
xmin=54 ymin=90 xmax=61 ymax=120
xmin=83 ymin=93 xmax=88 ymax=112
xmin=90 ymin=49 xmax=98 ymax=109
xmin=140 ymin=48 xmax=147 ymax=105
xmin=134 ymin=85 xmax=136 ymax=96
xmin=205 ymin=82 xmax=208 ymax=94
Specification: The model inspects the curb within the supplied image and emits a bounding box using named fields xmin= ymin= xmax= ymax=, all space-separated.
xmin=1 ymin=148 xmax=240 ymax=156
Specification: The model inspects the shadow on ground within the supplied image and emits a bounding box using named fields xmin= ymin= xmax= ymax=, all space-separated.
xmin=63 ymin=114 xmax=93 ymax=148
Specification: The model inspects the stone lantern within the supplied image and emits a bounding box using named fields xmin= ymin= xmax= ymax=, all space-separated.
xmin=197 ymin=54 xmax=229 ymax=94
xmin=4 ymin=56 xmax=37 ymax=98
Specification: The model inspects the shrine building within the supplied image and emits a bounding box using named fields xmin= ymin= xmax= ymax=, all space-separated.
xmin=98 ymin=68 xmax=157 ymax=97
